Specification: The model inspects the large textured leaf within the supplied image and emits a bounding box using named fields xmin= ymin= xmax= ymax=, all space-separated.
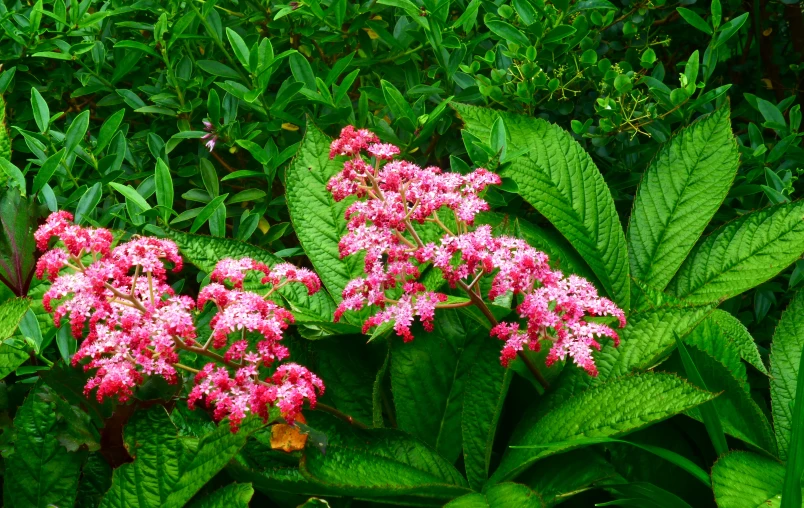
xmin=99 ymin=407 xmax=261 ymax=508
xmin=711 ymin=451 xmax=785 ymax=508
xmin=681 ymin=341 xmax=776 ymax=454
xmin=492 ymin=373 xmax=714 ymax=482
xmin=313 ymin=335 xmax=379 ymax=426
xmin=229 ymin=436 xmax=337 ymax=498
xmin=4 ymin=384 xmax=85 ymax=508
xmin=771 ymin=290 xmax=804 ymax=460
xmin=391 ymin=309 xmax=486 ymax=462
xmin=164 ymin=229 xmax=335 ymax=322
xmin=286 ymin=122 xmax=365 ymax=307
xmin=479 ymin=212 xmax=598 ymax=283
xmin=506 ymin=304 xmax=714 ymax=470
xmin=0 ymin=297 xmax=30 ymax=379
xmin=667 ymin=201 xmax=804 ymax=304
xmin=0 ymin=94 xmax=10 ymax=161
xmin=709 ymin=309 xmax=767 ymax=374
xmin=445 ymin=483 xmax=545 ymax=507
xmin=299 ymin=413 xmax=471 ymax=501
xmin=76 ymin=454 xmax=113 ymax=508
xmin=519 ymin=450 xmax=620 ymax=506
xmin=188 ymin=483 xmax=254 ymax=508
xmin=0 ymin=296 xmax=28 ymax=338
xmin=685 ymin=317 xmax=749 ymax=391
xmin=462 ymin=336 xmax=514 ymax=489
xmin=454 ymin=103 xmax=630 ymax=311
xmin=627 ymin=105 xmax=738 ymax=292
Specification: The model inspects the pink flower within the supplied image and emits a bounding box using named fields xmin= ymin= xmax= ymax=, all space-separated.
xmin=36 ymin=249 xmax=69 ymax=281
xmin=210 ymin=257 xmax=271 ymax=288
xmin=264 ymin=263 xmax=321 ymax=295
xmin=324 ymin=127 xmax=625 ymax=376
xmin=367 ymin=143 xmax=400 ymax=160
xmin=35 ymin=210 xmax=113 ymax=257
xmin=34 ymin=212 xmax=326 ymax=431
xmin=329 ymin=125 xmax=379 ymax=158
xmin=202 ymin=120 xmax=218 ymax=152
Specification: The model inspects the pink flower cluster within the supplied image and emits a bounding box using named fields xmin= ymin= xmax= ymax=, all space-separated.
xmin=327 ymin=126 xmax=625 ymax=375
xmin=35 ymin=212 xmax=324 ymax=431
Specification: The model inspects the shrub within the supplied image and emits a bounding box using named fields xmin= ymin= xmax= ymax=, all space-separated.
xmin=1 ymin=0 xmax=804 ymax=506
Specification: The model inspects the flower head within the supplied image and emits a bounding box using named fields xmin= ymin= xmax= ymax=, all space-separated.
xmin=202 ymin=120 xmax=219 ymax=152
xmin=325 ymin=126 xmax=625 ymax=376
xmin=34 ymin=212 xmax=326 ymax=431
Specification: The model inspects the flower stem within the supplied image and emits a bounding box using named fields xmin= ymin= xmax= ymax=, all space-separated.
xmin=315 ymin=402 xmax=368 ymax=429
xmin=456 ymin=279 xmax=550 ymax=391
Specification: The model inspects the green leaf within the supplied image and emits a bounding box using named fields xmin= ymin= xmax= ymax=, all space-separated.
xmin=445 ymin=482 xmax=545 ymax=507
xmin=99 ymin=407 xmax=262 ymax=508
xmin=771 ymin=291 xmax=804 ymax=460
xmin=462 ymin=336 xmax=514 ymax=489
xmin=32 ymin=51 xmax=73 ymax=60
xmin=666 ymin=201 xmax=804 ymax=304
xmin=594 ymin=305 xmax=715 ymax=383
xmin=96 ymin=109 xmax=125 ymax=153
xmin=188 ymin=483 xmax=254 ymax=508
xmin=163 ymin=229 xmax=335 ymax=322
xmin=603 ymin=482 xmax=693 ymax=508
xmin=454 ymin=103 xmax=630 ymax=311
xmin=714 ymin=12 xmax=749 ymax=48
xmin=4 ymin=383 xmax=85 ymax=508
xmin=0 ymin=157 xmax=26 ymax=195
xmin=64 ymin=110 xmax=90 ymax=154
xmin=542 ymin=25 xmax=577 ymax=44
xmin=391 ymin=310 xmax=486 ymax=463
xmin=711 ymin=451 xmax=785 ymax=508
xmin=32 ymin=148 xmax=65 ymax=195
xmin=381 ymin=79 xmax=416 ymax=126
xmin=299 ymin=413 xmax=471 ymax=500
xmin=708 ymin=309 xmax=767 ymax=374
xmin=627 ymin=105 xmax=738 ymax=293
xmin=675 ymin=335 xmax=729 ymax=456
xmin=226 ymin=28 xmax=251 ymax=70
xmin=485 ymin=20 xmax=531 ymax=46
xmin=0 ymin=297 xmax=29 ymax=339
xmin=197 ymin=60 xmax=241 ymax=79
xmin=492 ymin=373 xmax=714 ymax=482
xmin=109 ymin=182 xmax=152 ymax=211
xmin=313 ymin=337 xmax=375 ymax=425
xmin=757 ymin=98 xmax=787 ymax=130
xmin=113 ymin=40 xmax=159 ymax=57
xmin=30 ymin=87 xmax=50 ymax=133
xmin=0 ymin=95 xmax=10 ymax=161
xmin=227 ymin=189 xmax=266 ymax=204
xmin=285 ymin=121 xmax=365 ymax=310
xmin=678 ymin=337 xmax=776 ymax=453
xmin=290 ymin=53 xmax=316 ymax=90
xmin=516 ymin=435 xmax=710 ymax=487
xmin=155 ymin=158 xmax=174 ymax=222
xmin=676 ymin=8 xmax=712 ymax=34
xmin=190 ymin=194 xmax=228 ymax=233
xmin=782 ymin=340 xmax=804 ymax=508
xmin=519 ymin=450 xmax=620 ymax=506
xmin=74 ymin=182 xmax=102 ymax=225
xmin=0 ymin=297 xmax=31 ymax=379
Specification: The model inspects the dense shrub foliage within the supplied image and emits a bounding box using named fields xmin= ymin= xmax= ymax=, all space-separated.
xmin=2 ymin=0 xmax=804 ymax=506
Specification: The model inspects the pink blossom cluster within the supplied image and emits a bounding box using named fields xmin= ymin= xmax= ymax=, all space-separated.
xmin=327 ymin=126 xmax=625 ymax=375
xmin=34 ymin=212 xmax=324 ymax=431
